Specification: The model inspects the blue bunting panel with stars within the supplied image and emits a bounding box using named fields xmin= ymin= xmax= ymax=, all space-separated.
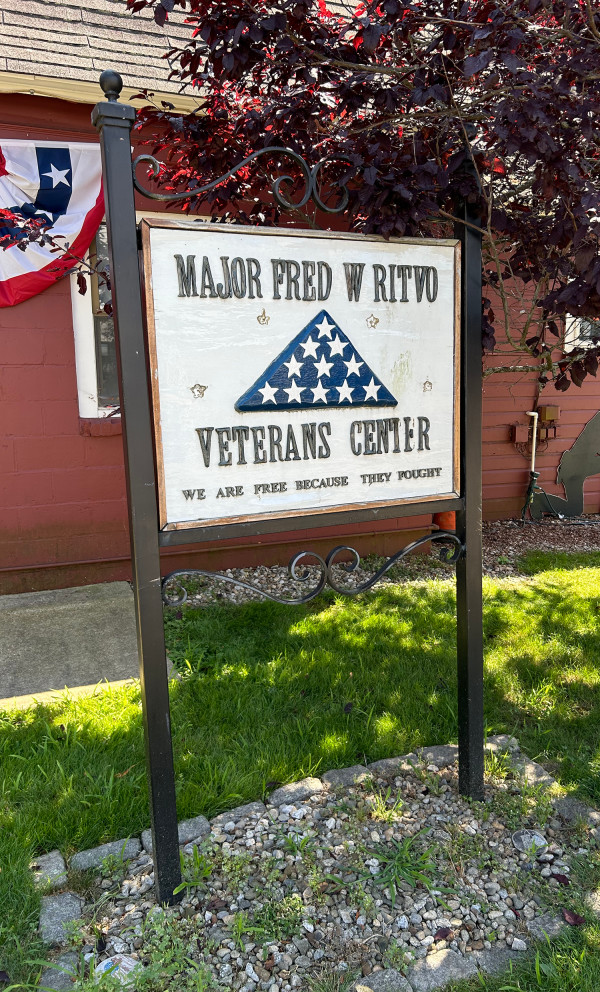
xmin=236 ymin=310 xmax=397 ymax=412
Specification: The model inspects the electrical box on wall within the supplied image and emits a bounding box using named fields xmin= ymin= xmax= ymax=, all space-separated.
xmin=511 ymin=424 xmax=530 ymax=444
xmin=538 ymin=405 xmax=560 ymax=423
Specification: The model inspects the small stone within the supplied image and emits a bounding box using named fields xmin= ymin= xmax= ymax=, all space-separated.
xmin=211 ymin=801 xmax=267 ymax=831
xmin=38 ymin=953 xmax=79 ymax=990
xmin=322 ymin=765 xmax=370 ymax=787
xmin=141 ymin=814 xmax=210 ymax=854
xmin=71 ymin=839 xmax=141 ymax=872
xmin=527 ymin=913 xmax=566 ymax=940
xmin=367 ymin=755 xmax=418 ymax=778
xmin=31 ymin=851 xmax=67 ymax=891
xmin=39 ymin=893 xmax=84 ymax=947
xmin=418 ymin=745 xmax=458 ymax=768
xmin=511 ymin=938 xmax=527 ymax=951
xmin=269 ymin=778 xmax=323 ymax=806
xmin=406 ymin=949 xmax=478 ymax=991
xmin=351 ymin=970 xmax=412 ymax=991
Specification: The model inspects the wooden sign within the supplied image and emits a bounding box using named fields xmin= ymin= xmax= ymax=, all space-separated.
xmin=141 ymin=220 xmax=460 ymax=532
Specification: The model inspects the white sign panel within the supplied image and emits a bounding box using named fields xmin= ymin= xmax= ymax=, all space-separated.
xmin=141 ymin=221 xmax=460 ymax=531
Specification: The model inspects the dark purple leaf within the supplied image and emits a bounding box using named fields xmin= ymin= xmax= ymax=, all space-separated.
xmin=344 ymin=702 xmax=353 ymax=714
xmin=562 ymin=908 xmax=585 ymax=926
xmin=551 ymin=873 xmax=570 ymax=886
xmin=0 ymin=973 xmax=10 ymax=985
xmin=77 ymin=272 xmax=87 ymax=296
xmin=362 ymin=23 xmax=383 ymax=54
xmin=154 ymin=5 xmax=167 ymax=26
xmin=570 ymin=360 xmax=587 ymax=387
xmin=584 ymin=353 xmax=598 ymax=377
xmin=434 ymin=927 xmax=452 ymax=940
xmin=463 ymin=51 xmax=494 ymax=76
xmin=502 ymin=53 xmax=525 ymax=73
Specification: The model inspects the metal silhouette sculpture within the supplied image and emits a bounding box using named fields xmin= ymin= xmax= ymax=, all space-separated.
xmin=530 ymin=410 xmax=600 ymax=519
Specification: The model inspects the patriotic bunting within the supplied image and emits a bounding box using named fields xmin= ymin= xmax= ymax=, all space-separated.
xmin=0 ymin=140 xmax=103 ymax=308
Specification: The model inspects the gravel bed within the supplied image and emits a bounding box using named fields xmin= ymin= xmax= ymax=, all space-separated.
xmin=482 ymin=514 xmax=600 ymax=577
xmin=163 ymin=516 xmax=600 ymax=608
xmin=58 ymin=743 xmax=599 ymax=991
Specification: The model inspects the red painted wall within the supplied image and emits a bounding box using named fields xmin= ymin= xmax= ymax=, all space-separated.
xmin=483 ymin=349 xmax=600 ymax=520
xmin=1 ymin=94 xmax=599 ymax=593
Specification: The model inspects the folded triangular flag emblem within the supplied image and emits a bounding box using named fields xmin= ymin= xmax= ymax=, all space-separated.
xmin=236 ymin=310 xmax=397 ymax=411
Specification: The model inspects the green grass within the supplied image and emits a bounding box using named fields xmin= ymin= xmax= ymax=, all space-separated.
xmin=446 ymin=927 xmax=600 ymax=991
xmin=2 ymin=550 xmax=600 ymax=987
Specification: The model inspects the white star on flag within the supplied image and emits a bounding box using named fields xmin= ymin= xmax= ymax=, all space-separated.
xmin=285 ymin=380 xmax=304 ymax=403
xmin=258 ymin=381 xmax=279 ymax=404
xmin=314 ymin=353 xmax=334 ymax=379
xmin=42 ymin=164 xmax=71 ymax=187
xmin=363 ymin=377 xmax=381 ymax=401
xmin=337 ymin=380 xmax=354 ymax=403
xmin=329 ymin=334 xmax=347 ymax=357
xmin=284 ymin=354 xmax=303 ymax=379
xmin=315 ymin=315 xmax=336 ymax=338
xmin=301 ymin=336 xmax=320 ymax=359
xmin=311 ymin=381 xmax=329 ymax=404
xmin=344 ymin=354 xmax=363 ymax=378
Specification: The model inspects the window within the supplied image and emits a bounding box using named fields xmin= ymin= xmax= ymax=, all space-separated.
xmin=565 ymin=315 xmax=600 ymax=352
xmin=71 ymin=211 xmax=186 ymax=419
xmin=71 ymin=223 xmax=118 ymax=419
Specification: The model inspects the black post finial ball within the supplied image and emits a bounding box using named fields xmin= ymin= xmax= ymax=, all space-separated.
xmin=99 ymin=70 xmax=124 ymax=102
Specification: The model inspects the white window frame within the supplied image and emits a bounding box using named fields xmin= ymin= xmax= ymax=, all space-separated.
xmin=71 ymin=210 xmax=179 ymax=419
xmin=565 ymin=314 xmax=600 ymax=352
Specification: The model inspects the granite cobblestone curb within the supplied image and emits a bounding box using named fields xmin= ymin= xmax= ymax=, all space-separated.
xmin=34 ymin=735 xmax=600 ymax=991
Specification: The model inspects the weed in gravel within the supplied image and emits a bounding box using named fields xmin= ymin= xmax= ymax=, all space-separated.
xmin=229 ymin=909 xmax=251 ymax=951
xmin=349 ymin=880 xmax=376 ymax=917
xmin=136 ymin=912 xmax=215 ymax=992
xmin=307 ymin=968 xmax=358 ymax=992
xmin=368 ymin=786 xmax=404 ymax=822
xmin=252 ymin=893 xmax=304 ymax=942
xmin=383 ymin=938 xmax=407 ymax=968
xmin=229 ymin=894 xmax=304 ymax=945
xmin=173 ymin=844 xmax=212 ymax=895
xmin=445 ymin=824 xmax=485 ymax=875
xmin=488 ymin=781 xmax=553 ymax=832
xmin=411 ymin=764 xmax=444 ymax=796
xmin=484 ymin=748 xmax=513 ymax=781
xmin=361 ymin=830 xmax=438 ymax=906
xmin=220 ymin=850 xmax=253 ymax=893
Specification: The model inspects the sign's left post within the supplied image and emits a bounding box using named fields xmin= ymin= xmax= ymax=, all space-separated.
xmin=92 ymin=70 xmax=182 ymax=903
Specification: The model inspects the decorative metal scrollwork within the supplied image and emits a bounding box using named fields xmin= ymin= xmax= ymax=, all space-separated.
xmin=161 ymin=531 xmax=464 ymax=607
xmin=132 ymin=147 xmax=350 ymax=213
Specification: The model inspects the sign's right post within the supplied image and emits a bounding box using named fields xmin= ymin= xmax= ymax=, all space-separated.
xmin=455 ymin=199 xmax=485 ymax=801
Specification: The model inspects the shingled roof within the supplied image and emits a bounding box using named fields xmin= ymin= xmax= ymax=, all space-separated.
xmin=0 ymin=1 xmax=356 ymax=108
xmin=0 ymin=0 xmax=194 ymax=106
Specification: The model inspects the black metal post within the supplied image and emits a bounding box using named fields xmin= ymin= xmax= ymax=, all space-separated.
xmin=455 ymin=199 xmax=485 ymax=800
xmin=92 ymin=71 xmax=181 ymax=902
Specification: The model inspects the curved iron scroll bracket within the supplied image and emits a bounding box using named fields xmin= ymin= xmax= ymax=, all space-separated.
xmin=161 ymin=531 xmax=465 ymax=607
xmin=132 ymin=147 xmax=350 ymax=214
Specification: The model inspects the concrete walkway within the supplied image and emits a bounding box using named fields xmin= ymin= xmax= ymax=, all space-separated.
xmin=0 ymin=582 xmax=139 ymax=706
